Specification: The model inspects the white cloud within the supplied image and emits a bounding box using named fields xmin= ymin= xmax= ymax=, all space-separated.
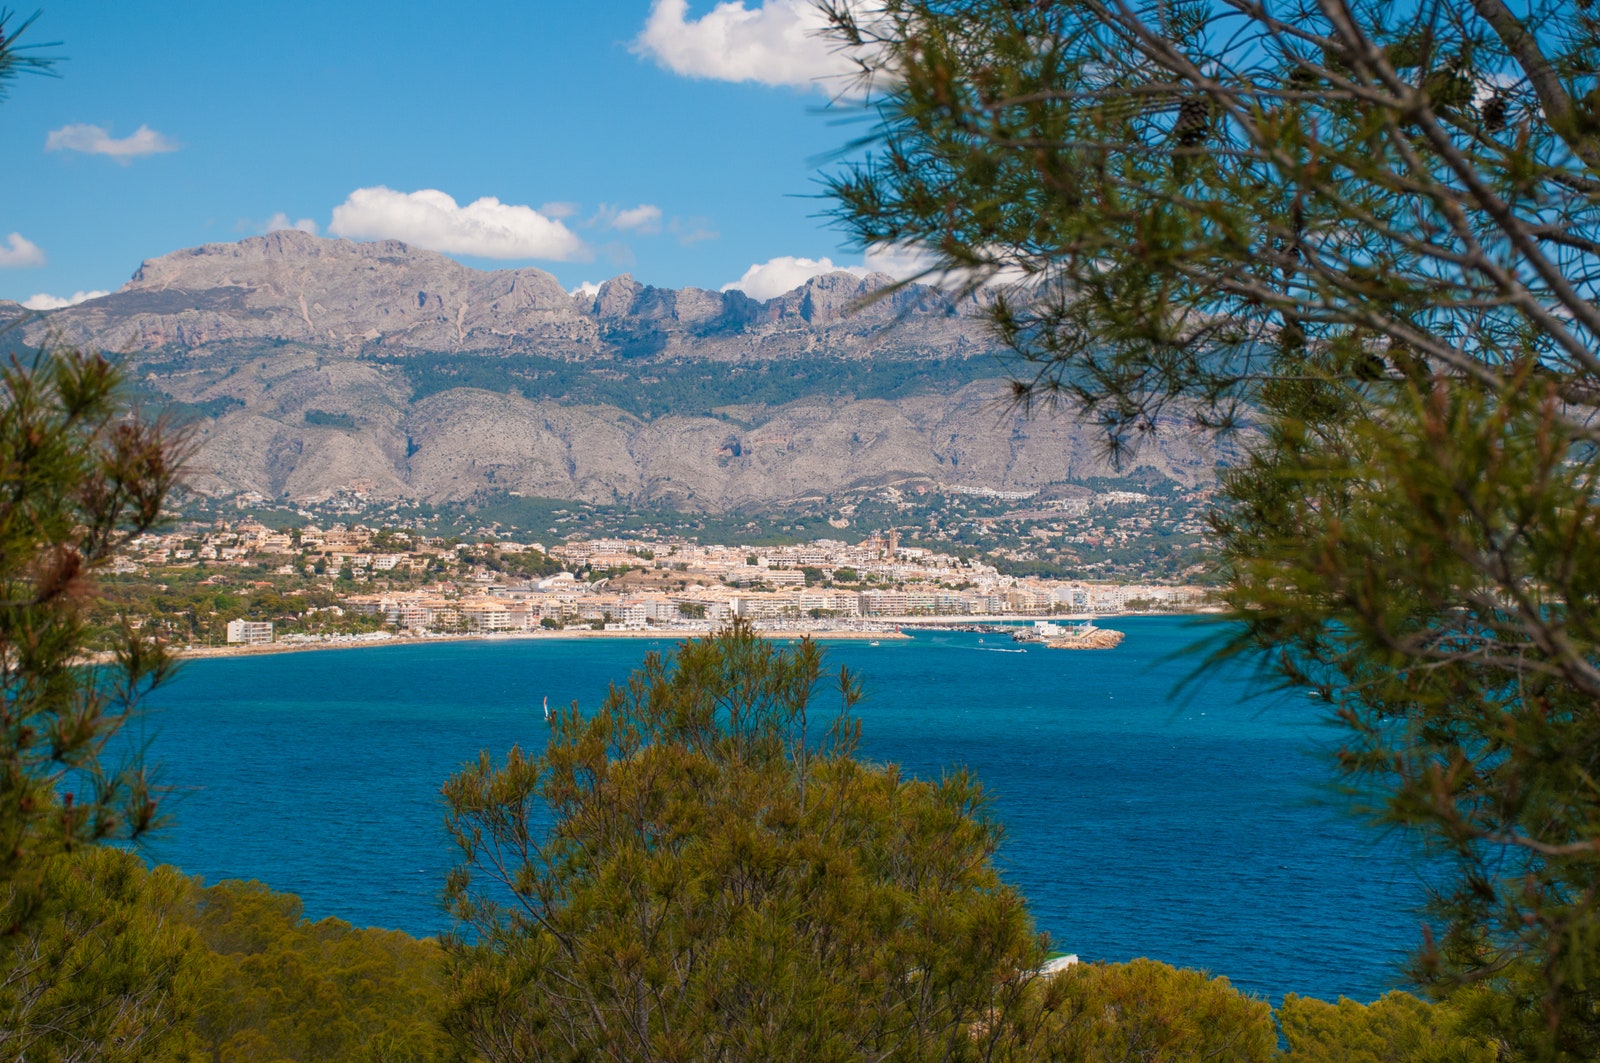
xmin=863 ymin=243 xmax=1025 ymax=288
xmin=633 ymin=0 xmax=854 ymax=90
xmin=540 ymin=201 xmax=581 ymax=219
xmin=609 ymin=204 xmax=663 ymax=233
xmin=264 ymin=212 xmax=319 ymax=235
xmin=721 ymin=255 xmax=865 ymax=301
xmin=327 ymin=187 xmax=588 ymax=261
xmin=45 ymin=123 xmax=179 ymax=161
xmin=670 ymin=217 xmax=719 ymax=245
xmin=570 ymin=281 xmax=601 ymax=299
xmin=722 ymin=244 xmax=1017 ymax=301
xmin=862 ymin=242 xmax=1029 ymax=289
xmin=589 ymin=203 xmax=664 ymax=234
xmin=0 ymin=232 xmax=45 ymax=268
xmin=591 ymin=203 xmax=708 ymax=241
xmin=22 ymin=290 xmax=109 ymax=310
xmin=862 ymin=243 xmax=941 ymax=279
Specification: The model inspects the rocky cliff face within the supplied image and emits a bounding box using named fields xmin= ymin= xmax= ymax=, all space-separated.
xmin=38 ymin=230 xmax=973 ymax=360
xmin=21 ymin=233 xmax=1222 ymax=509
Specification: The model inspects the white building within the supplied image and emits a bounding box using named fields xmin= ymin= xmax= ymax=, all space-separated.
xmin=225 ymin=619 xmax=273 ymax=645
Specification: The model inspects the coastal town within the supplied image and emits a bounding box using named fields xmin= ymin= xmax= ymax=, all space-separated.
xmin=107 ymin=518 xmax=1217 ymax=652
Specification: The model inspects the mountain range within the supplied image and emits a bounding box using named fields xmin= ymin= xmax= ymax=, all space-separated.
xmin=5 ymin=231 xmax=1224 ymax=510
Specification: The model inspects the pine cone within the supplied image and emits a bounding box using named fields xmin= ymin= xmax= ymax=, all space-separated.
xmin=1173 ymin=96 xmax=1209 ymax=147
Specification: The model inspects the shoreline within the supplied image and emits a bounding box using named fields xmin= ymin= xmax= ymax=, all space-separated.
xmin=169 ymin=609 xmax=1220 ymax=662
xmin=890 ymin=609 xmax=1223 ymax=625
xmin=173 ymin=625 xmax=909 ymax=661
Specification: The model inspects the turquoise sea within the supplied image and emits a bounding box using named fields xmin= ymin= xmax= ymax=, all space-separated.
xmin=134 ymin=617 xmax=1425 ymax=1003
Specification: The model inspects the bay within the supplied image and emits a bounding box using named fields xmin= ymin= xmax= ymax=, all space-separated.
xmin=133 ymin=616 xmax=1425 ymax=1003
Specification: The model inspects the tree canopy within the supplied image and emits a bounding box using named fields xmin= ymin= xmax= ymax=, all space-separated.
xmin=0 ymin=347 xmax=189 ymax=1061
xmin=184 ymin=878 xmax=449 ymax=1063
xmin=0 ymin=848 xmax=205 ymax=1063
xmin=0 ymin=350 xmax=184 ymax=926
xmin=441 ymin=623 xmax=1046 ymax=1061
xmin=1277 ymin=989 xmax=1497 ymax=1063
xmin=821 ymin=0 xmax=1600 ymax=1055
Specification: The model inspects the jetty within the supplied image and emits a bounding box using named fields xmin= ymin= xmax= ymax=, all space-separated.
xmin=1012 ymin=619 xmax=1126 ymax=650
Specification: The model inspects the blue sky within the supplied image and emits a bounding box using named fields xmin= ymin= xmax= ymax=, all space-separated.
xmin=0 ymin=1 xmax=894 ymax=307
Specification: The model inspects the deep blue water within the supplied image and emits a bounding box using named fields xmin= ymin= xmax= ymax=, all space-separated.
xmin=132 ymin=617 xmax=1426 ymax=1002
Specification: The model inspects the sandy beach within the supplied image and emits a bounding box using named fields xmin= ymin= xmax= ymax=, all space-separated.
xmin=174 ymin=624 xmax=910 ymax=661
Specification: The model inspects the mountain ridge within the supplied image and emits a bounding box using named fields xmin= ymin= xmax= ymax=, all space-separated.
xmin=12 ymin=233 xmax=1225 ymax=509
xmin=29 ymin=230 xmax=975 ymax=359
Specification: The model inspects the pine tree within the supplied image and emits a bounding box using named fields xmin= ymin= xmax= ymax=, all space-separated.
xmin=820 ymin=0 xmax=1600 ymax=1054
xmin=442 ymin=623 xmax=1045 ymax=1061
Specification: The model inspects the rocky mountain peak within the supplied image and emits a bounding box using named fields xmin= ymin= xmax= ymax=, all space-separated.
xmin=28 ymin=233 xmax=980 ymax=361
xmin=126 ymin=230 xmax=457 ymax=290
xmin=592 ymin=274 xmax=642 ymax=318
xmin=1 ymin=232 xmax=1225 ymax=510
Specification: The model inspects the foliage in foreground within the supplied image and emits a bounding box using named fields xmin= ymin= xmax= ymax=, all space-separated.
xmin=0 ymin=840 xmax=1500 ymax=1062
xmin=0 ymin=342 xmax=186 ymax=1060
xmin=0 ymin=851 xmax=450 ymax=1063
xmin=0 ymin=350 xmax=183 ymax=919
xmin=821 ymin=0 xmax=1600 ymax=1053
xmin=0 ymin=343 xmax=442 ymax=1059
xmin=1035 ymin=958 xmax=1277 ymax=1062
xmin=0 ymin=848 xmax=204 ymax=1063
xmin=442 ymin=623 xmax=1045 ymax=1061
xmin=1277 ymin=989 xmax=1497 ymax=1063
xmin=185 ymin=879 xmax=449 ymax=1063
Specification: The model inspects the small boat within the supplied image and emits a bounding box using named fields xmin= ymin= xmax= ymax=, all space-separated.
xmin=869 ymin=640 xmax=881 ymax=646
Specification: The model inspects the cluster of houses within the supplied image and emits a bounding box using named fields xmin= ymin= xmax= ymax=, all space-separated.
xmin=126 ymin=520 xmax=439 ymax=577
xmin=336 ymin=531 xmax=1211 ymax=636
xmin=336 ymin=580 xmax=1209 ymax=635
xmin=129 ymin=521 xmax=1212 ymax=643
